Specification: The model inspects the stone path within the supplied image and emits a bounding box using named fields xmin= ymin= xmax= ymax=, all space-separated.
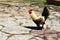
xmin=0 ymin=3 xmax=60 ymax=40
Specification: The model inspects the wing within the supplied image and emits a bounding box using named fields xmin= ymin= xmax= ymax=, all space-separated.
xmin=42 ymin=7 xmax=49 ymax=20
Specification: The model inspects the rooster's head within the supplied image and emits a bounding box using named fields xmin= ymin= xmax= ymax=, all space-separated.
xmin=28 ymin=9 xmax=33 ymax=14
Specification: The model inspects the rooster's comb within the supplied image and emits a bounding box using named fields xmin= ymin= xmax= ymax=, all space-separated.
xmin=28 ymin=9 xmax=33 ymax=14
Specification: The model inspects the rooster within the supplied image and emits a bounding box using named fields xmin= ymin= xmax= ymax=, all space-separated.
xmin=28 ymin=7 xmax=49 ymax=30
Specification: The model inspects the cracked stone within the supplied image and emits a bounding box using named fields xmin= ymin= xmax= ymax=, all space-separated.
xmin=15 ymin=17 xmax=36 ymax=26
xmin=34 ymin=37 xmax=44 ymax=40
xmin=2 ymin=26 xmax=31 ymax=34
xmin=46 ymin=18 xmax=60 ymax=32
xmin=0 ymin=13 xmax=11 ymax=17
xmin=45 ymin=19 xmax=52 ymax=28
xmin=50 ymin=20 xmax=60 ymax=32
xmin=29 ymin=36 xmax=44 ymax=40
xmin=55 ymin=13 xmax=60 ymax=17
xmin=0 ymin=16 xmax=31 ymax=34
xmin=0 ymin=32 xmax=8 ymax=40
xmin=8 ymin=35 xmax=33 ymax=40
xmin=0 ymin=26 xmax=3 ymax=29
xmin=0 ymin=18 xmax=18 ymax=27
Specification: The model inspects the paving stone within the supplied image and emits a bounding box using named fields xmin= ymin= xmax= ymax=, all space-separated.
xmin=46 ymin=16 xmax=60 ymax=32
xmin=50 ymin=20 xmax=60 ymax=32
xmin=2 ymin=25 xmax=31 ymax=34
xmin=15 ymin=16 xmax=36 ymax=26
xmin=0 ymin=26 xmax=3 ymax=30
xmin=0 ymin=13 xmax=11 ymax=17
xmin=0 ymin=17 xmax=31 ymax=34
xmin=8 ymin=35 xmax=33 ymax=40
xmin=0 ymin=32 xmax=8 ymax=40
xmin=8 ymin=35 xmax=43 ymax=40
xmin=45 ymin=19 xmax=52 ymax=28
xmin=29 ymin=37 xmax=43 ymax=40
xmin=55 ymin=13 xmax=60 ymax=17
xmin=0 ymin=18 xmax=18 ymax=27
xmin=34 ymin=37 xmax=44 ymax=40
xmin=0 ymin=18 xmax=8 ymax=27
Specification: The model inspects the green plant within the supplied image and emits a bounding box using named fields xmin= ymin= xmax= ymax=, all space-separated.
xmin=19 ymin=22 xmax=23 ymax=26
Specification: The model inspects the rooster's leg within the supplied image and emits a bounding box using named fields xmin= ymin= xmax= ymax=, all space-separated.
xmin=37 ymin=24 xmax=43 ymax=30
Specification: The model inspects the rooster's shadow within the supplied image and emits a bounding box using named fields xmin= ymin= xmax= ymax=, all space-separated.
xmin=24 ymin=26 xmax=42 ymax=30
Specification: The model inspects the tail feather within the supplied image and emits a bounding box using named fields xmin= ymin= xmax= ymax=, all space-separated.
xmin=42 ymin=7 xmax=49 ymax=20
